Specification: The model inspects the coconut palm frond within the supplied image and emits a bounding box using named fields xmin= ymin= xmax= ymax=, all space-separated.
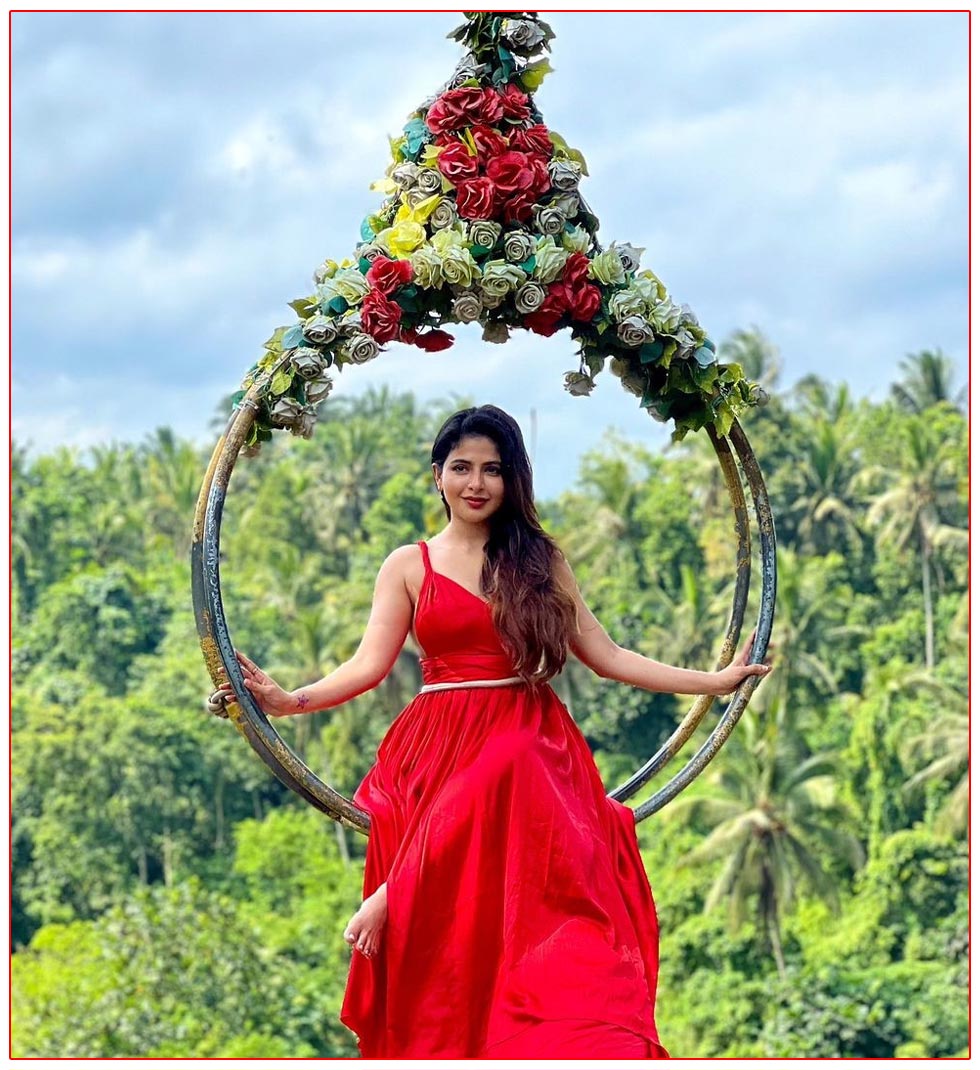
xmin=784 ymin=833 xmax=840 ymax=913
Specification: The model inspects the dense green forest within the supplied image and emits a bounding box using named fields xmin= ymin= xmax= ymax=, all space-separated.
xmin=11 ymin=336 xmax=968 ymax=1057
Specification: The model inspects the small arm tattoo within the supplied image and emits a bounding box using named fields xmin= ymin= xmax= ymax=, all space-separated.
xmin=295 ymin=693 xmax=310 ymax=710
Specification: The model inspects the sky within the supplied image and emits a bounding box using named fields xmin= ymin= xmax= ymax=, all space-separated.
xmin=10 ymin=10 xmax=969 ymax=498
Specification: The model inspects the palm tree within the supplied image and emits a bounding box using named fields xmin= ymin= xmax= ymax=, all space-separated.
xmin=899 ymin=673 xmax=968 ymax=838
xmin=890 ymin=349 xmax=966 ymax=415
xmin=558 ymin=436 xmax=660 ymax=587
xmin=646 ymin=563 xmax=734 ymax=669
xmin=139 ymin=428 xmax=207 ymax=556
xmin=671 ymin=702 xmax=865 ymax=978
xmin=717 ymin=326 xmax=783 ymax=394
xmin=859 ymin=415 xmax=966 ymax=669
xmin=766 ymin=547 xmax=858 ymax=728
xmin=787 ymin=418 xmax=864 ymax=556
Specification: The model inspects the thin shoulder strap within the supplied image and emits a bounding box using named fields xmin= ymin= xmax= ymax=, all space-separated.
xmin=417 ymin=539 xmax=432 ymax=576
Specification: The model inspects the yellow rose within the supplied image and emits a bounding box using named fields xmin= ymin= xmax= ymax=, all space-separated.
xmin=388 ymin=221 xmax=427 ymax=259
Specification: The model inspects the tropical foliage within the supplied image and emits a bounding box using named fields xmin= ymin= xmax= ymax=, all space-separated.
xmin=10 ymin=341 xmax=967 ymax=1057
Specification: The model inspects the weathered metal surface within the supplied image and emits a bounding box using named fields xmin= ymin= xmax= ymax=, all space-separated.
xmin=610 ymin=425 xmax=752 ymax=804
xmin=192 ymin=402 xmax=774 ymax=834
xmin=191 ymin=384 xmax=372 ymax=833
xmin=628 ymin=416 xmax=777 ymax=823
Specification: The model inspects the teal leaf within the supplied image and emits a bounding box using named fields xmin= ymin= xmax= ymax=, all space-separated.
xmin=639 ymin=341 xmax=664 ymax=365
xmin=281 ymin=324 xmax=305 ymax=349
xmin=403 ymin=118 xmax=428 ymax=158
xmin=693 ymin=345 xmax=716 ymax=367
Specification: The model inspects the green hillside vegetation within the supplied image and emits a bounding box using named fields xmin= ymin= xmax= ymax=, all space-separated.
xmin=11 ymin=338 xmax=967 ymax=1057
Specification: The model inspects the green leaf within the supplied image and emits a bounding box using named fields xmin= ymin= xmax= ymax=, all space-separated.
xmin=718 ymin=362 xmax=744 ymax=384
xmin=713 ymin=399 xmax=736 ymax=437
xmin=520 ymin=58 xmax=553 ymax=92
xmin=548 ymin=129 xmax=589 ymax=175
xmin=692 ymin=362 xmax=720 ymax=389
xmin=288 ymin=297 xmax=315 ymax=318
xmin=583 ymin=352 xmax=605 ymax=377
xmin=270 ymin=369 xmax=293 ymax=396
xmin=394 ymin=290 xmax=420 ymax=313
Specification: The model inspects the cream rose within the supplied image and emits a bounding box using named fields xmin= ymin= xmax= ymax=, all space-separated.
xmin=469 ymin=220 xmax=502 ymax=250
xmin=430 ymin=198 xmax=458 ymax=231
xmin=290 ymin=346 xmax=327 ymax=379
xmin=532 ymin=237 xmax=570 ymax=284
xmin=452 ymin=291 xmax=484 ymax=323
xmin=302 ymin=315 xmax=339 ymax=347
xmin=503 ymin=230 xmax=535 ymax=264
xmin=305 ymin=376 xmax=334 ymax=404
xmin=416 ymin=167 xmax=444 ymax=195
xmin=514 ymin=281 xmax=547 ymax=314
xmin=342 ymin=332 xmax=381 ymax=365
xmin=617 ymin=315 xmax=656 ymax=348
xmin=532 ymin=204 xmax=566 ymax=236
xmin=480 ymin=259 xmax=527 ymax=297
xmin=439 ymin=245 xmax=479 ymax=287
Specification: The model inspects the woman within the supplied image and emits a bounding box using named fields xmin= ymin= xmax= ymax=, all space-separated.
xmin=212 ymin=404 xmax=770 ymax=1058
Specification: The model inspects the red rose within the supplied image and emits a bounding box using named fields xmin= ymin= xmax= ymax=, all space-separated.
xmin=478 ymin=87 xmax=505 ymax=125
xmin=455 ymin=176 xmax=498 ymax=220
xmin=564 ymin=280 xmax=602 ymax=323
xmin=366 ymin=256 xmax=414 ymax=295
xmin=437 ymin=142 xmax=479 ymax=183
xmin=556 ymin=254 xmax=601 ymax=324
xmin=527 ymin=153 xmax=551 ymax=196
xmin=426 ymin=87 xmax=485 ymax=134
xmin=486 ymin=150 xmax=540 ymax=196
xmin=509 ymin=123 xmax=553 ymax=157
xmin=524 ymin=286 xmax=566 ymax=336
xmin=502 ymin=188 xmax=537 ymax=225
xmin=414 ymin=329 xmax=455 ymax=352
xmin=499 ymin=83 xmax=531 ymax=122
xmin=470 ymin=124 xmax=509 ymax=162
xmin=360 ymin=288 xmax=402 ymax=344
xmin=563 ymin=252 xmax=592 ymax=289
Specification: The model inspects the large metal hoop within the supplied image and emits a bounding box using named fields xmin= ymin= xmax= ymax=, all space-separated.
xmin=192 ymin=388 xmax=775 ymax=833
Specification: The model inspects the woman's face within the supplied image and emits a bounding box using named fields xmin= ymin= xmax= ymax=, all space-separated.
xmin=434 ymin=434 xmax=506 ymax=522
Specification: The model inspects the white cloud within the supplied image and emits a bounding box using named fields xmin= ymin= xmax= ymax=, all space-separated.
xmin=10 ymin=11 xmax=968 ymax=493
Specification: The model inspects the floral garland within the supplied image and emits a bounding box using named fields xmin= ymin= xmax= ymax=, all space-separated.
xmin=233 ymin=12 xmax=765 ymax=453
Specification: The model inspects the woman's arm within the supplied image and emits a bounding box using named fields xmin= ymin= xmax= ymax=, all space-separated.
xmin=555 ymin=554 xmax=770 ymax=696
xmin=221 ymin=546 xmax=416 ymax=717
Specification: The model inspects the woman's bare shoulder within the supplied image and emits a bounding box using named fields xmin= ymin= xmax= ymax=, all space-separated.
xmin=380 ymin=543 xmax=425 ymax=589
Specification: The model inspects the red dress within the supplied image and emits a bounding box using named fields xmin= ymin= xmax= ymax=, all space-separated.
xmin=339 ymin=541 xmax=670 ymax=1058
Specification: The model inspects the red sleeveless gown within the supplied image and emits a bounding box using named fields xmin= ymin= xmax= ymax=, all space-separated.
xmin=339 ymin=541 xmax=670 ymax=1058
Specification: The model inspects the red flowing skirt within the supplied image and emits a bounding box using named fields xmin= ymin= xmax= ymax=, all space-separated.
xmin=339 ymin=676 xmax=670 ymax=1059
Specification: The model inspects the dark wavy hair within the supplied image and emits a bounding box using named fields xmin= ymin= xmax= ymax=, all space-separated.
xmin=430 ymin=405 xmax=577 ymax=684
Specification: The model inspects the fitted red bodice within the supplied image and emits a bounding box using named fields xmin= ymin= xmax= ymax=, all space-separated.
xmin=414 ymin=540 xmax=518 ymax=686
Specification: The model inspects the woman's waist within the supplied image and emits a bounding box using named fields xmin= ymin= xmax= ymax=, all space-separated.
xmin=419 ymin=651 xmax=519 ymax=686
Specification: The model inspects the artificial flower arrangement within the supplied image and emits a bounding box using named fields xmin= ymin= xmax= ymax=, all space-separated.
xmin=233 ymin=12 xmax=765 ymax=452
